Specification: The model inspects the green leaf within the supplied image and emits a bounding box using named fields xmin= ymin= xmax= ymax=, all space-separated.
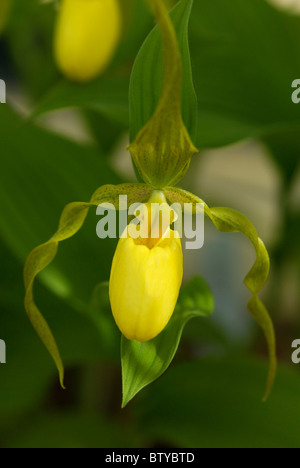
xmin=0 ymin=0 xmax=12 ymax=34
xmin=32 ymin=75 xmax=130 ymax=126
xmin=263 ymin=127 xmax=300 ymax=184
xmin=88 ymin=282 xmax=121 ymax=361
xmin=135 ymin=357 xmax=300 ymax=448
xmin=5 ymin=412 xmax=141 ymax=448
xmin=0 ymin=105 xmax=119 ymax=296
xmin=121 ymin=275 xmax=214 ymax=407
xmin=0 ymin=243 xmax=118 ymax=417
xmin=83 ymin=110 xmax=125 ymax=155
xmin=129 ymin=0 xmax=198 ymax=142
xmin=6 ymin=0 xmax=59 ymax=98
xmin=115 ymin=0 xmax=153 ymax=65
xmin=165 ymin=186 xmax=277 ymax=400
xmin=189 ymin=0 xmax=300 ymax=148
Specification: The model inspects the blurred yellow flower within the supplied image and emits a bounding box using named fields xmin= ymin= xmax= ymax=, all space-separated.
xmin=109 ymin=201 xmax=183 ymax=342
xmin=54 ymin=0 xmax=121 ymax=82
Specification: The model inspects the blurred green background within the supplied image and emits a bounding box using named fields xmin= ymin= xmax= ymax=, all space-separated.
xmin=0 ymin=0 xmax=300 ymax=448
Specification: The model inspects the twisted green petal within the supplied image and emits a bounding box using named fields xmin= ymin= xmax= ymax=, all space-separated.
xmin=24 ymin=183 xmax=152 ymax=387
xmin=165 ymin=186 xmax=276 ymax=401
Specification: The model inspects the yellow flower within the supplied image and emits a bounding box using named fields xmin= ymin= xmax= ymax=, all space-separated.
xmin=109 ymin=202 xmax=183 ymax=342
xmin=54 ymin=0 xmax=121 ymax=82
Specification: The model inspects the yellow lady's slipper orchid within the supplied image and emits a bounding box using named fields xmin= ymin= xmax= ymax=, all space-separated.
xmin=109 ymin=202 xmax=183 ymax=342
xmin=22 ymin=0 xmax=276 ymax=403
xmin=54 ymin=0 xmax=121 ymax=82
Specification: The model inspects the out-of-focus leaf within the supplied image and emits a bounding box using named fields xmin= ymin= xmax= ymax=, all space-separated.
xmin=0 ymin=262 xmax=54 ymax=417
xmin=83 ymin=110 xmax=125 ymax=155
xmin=5 ymin=0 xmax=59 ymax=98
xmin=5 ymin=412 xmax=141 ymax=448
xmin=264 ymin=127 xmax=300 ymax=183
xmin=135 ymin=357 xmax=300 ymax=449
xmin=0 ymin=105 xmax=119 ymax=302
xmin=0 ymin=242 xmax=119 ymax=417
xmin=116 ymin=0 xmax=153 ymax=64
xmin=121 ymin=276 xmax=214 ymax=407
xmin=88 ymin=282 xmax=120 ymax=361
xmin=129 ymin=0 xmax=198 ymax=142
xmin=284 ymin=213 xmax=300 ymax=255
xmin=32 ymin=75 xmax=130 ymax=126
xmin=190 ymin=0 xmax=300 ymax=148
xmin=183 ymin=315 xmax=230 ymax=350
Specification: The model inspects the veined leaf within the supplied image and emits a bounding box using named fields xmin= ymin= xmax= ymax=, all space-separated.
xmin=121 ymin=276 xmax=214 ymax=407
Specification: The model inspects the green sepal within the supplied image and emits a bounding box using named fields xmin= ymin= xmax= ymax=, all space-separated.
xmin=128 ymin=0 xmax=198 ymax=188
xmin=165 ymin=186 xmax=277 ymax=401
xmin=24 ymin=183 xmax=151 ymax=387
